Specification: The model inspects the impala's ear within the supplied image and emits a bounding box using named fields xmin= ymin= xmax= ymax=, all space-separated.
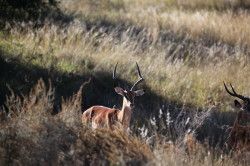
xmin=234 ymin=99 xmax=242 ymax=108
xmin=114 ymin=87 xmax=125 ymax=96
xmin=134 ymin=89 xmax=145 ymax=96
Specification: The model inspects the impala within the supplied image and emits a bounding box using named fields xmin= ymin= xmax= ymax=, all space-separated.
xmin=224 ymin=82 xmax=250 ymax=123
xmin=224 ymin=82 xmax=250 ymax=150
xmin=82 ymin=62 xmax=145 ymax=131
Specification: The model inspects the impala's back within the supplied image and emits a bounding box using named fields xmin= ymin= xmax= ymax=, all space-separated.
xmin=82 ymin=106 xmax=118 ymax=129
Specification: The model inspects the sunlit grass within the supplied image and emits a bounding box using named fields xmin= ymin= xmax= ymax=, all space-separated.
xmin=1 ymin=0 xmax=250 ymax=165
xmin=1 ymin=20 xmax=250 ymax=109
xmin=63 ymin=0 xmax=250 ymax=47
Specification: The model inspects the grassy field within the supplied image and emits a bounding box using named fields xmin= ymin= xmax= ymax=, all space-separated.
xmin=0 ymin=0 xmax=250 ymax=165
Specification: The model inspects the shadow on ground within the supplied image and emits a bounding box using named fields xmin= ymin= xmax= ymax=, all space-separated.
xmin=0 ymin=48 xmax=172 ymax=117
xmin=0 ymin=49 xmax=238 ymax=149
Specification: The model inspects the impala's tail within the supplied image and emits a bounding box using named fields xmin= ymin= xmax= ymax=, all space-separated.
xmin=82 ymin=108 xmax=93 ymax=126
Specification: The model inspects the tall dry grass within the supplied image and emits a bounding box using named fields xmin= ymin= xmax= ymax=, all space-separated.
xmin=63 ymin=0 xmax=250 ymax=47
xmin=1 ymin=0 xmax=250 ymax=165
xmin=0 ymin=80 xmax=249 ymax=165
xmin=2 ymin=19 xmax=250 ymax=109
xmin=0 ymin=79 xmax=153 ymax=165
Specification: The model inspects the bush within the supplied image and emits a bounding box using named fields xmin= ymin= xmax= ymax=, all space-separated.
xmin=0 ymin=0 xmax=60 ymax=26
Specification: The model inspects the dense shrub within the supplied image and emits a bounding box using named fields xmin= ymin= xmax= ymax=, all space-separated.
xmin=0 ymin=0 xmax=60 ymax=26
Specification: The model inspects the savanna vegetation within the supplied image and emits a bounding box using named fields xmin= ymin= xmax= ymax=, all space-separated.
xmin=0 ymin=0 xmax=250 ymax=165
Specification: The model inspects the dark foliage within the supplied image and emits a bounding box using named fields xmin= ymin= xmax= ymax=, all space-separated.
xmin=0 ymin=0 xmax=72 ymax=28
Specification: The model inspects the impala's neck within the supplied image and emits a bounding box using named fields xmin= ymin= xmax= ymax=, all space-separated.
xmin=118 ymin=97 xmax=132 ymax=129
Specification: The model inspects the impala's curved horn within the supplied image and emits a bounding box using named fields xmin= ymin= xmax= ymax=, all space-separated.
xmin=224 ymin=82 xmax=246 ymax=101
xmin=113 ymin=62 xmax=118 ymax=80
xmin=130 ymin=62 xmax=144 ymax=91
